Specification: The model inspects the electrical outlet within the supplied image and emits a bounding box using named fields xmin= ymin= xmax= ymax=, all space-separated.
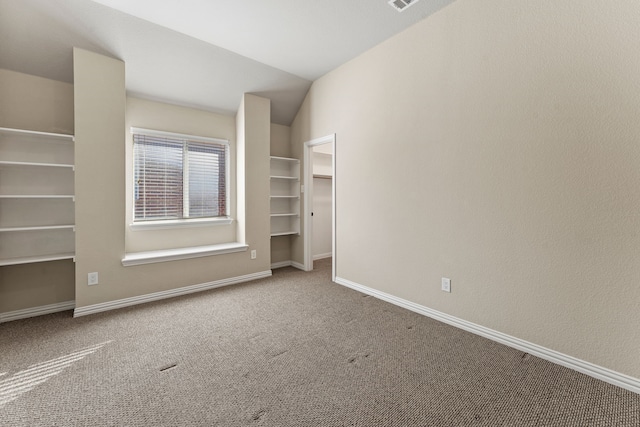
xmin=251 ymin=250 xmax=257 ymax=260
xmin=441 ymin=277 xmax=451 ymax=293
xmin=88 ymin=272 xmax=99 ymax=286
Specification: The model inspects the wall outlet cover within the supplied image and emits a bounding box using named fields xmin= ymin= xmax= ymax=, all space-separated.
xmin=88 ymin=272 xmax=99 ymax=286
xmin=441 ymin=277 xmax=451 ymax=293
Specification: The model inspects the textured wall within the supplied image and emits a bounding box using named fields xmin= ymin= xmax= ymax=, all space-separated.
xmin=290 ymin=0 xmax=640 ymax=378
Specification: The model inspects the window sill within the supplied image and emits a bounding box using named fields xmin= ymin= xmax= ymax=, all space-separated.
xmin=129 ymin=217 xmax=233 ymax=231
xmin=122 ymin=242 xmax=248 ymax=267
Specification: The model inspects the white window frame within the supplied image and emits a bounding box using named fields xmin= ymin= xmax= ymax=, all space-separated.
xmin=129 ymin=127 xmax=232 ymax=230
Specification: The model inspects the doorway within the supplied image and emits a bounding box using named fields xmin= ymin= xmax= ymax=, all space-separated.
xmin=303 ymin=134 xmax=335 ymax=281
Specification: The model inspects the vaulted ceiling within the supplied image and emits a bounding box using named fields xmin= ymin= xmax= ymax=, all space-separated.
xmin=0 ymin=0 xmax=456 ymax=125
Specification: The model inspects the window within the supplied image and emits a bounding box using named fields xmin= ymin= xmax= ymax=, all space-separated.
xmin=132 ymin=128 xmax=229 ymax=222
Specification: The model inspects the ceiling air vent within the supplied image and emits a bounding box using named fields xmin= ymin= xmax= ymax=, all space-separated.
xmin=388 ymin=0 xmax=420 ymax=12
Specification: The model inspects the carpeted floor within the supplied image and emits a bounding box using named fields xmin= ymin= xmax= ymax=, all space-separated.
xmin=1 ymin=258 xmax=639 ymax=426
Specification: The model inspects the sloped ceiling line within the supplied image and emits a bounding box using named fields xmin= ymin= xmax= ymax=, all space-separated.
xmin=0 ymin=0 xmax=455 ymax=125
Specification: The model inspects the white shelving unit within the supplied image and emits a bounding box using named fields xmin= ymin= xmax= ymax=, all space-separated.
xmin=0 ymin=127 xmax=75 ymax=266
xmin=270 ymin=156 xmax=300 ymax=237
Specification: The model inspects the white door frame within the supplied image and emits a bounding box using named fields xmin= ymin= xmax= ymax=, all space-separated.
xmin=303 ymin=134 xmax=336 ymax=281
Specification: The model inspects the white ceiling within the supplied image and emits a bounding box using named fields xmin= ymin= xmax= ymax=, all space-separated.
xmin=0 ymin=0 xmax=455 ymax=125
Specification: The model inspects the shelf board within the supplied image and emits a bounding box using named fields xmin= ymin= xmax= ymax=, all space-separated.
xmin=0 ymin=127 xmax=74 ymax=142
xmin=0 ymin=225 xmax=75 ymax=233
xmin=0 ymin=253 xmax=75 ymax=267
xmin=270 ymin=195 xmax=299 ymax=199
xmin=0 ymin=160 xmax=74 ymax=169
xmin=270 ymin=156 xmax=299 ymax=163
xmin=270 ymin=231 xmax=300 ymax=237
xmin=270 ymin=175 xmax=299 ymax=180
xmin=270 ymin=213 xmax=298 ymax=217
xmin=0 ymin=195 xmax=75 ymax=200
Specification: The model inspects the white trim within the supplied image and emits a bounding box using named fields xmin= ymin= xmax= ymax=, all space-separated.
xmin=271 ymin=261 xmax=293 ymax=269
xmin=303 ymin=134 xmax=336 ymax=282
xmin=0 ymin=300 xmax=75 ymax=323
xmin=130 ymin=127 xmax=228 ymax=145
xmin=313 ymin=252 xmax=332 ymax=261
xmin=129 ymin=217 xmax=233 ymax=231
xmin=270 ymin=260 xmax=306 ymax=270
xmin=334 ymin=276 xmax=640 ymax=395
xmin=122 ymin=242 xmax=248 ymax=266
xmin=291 ymin=261 xmax=305 ymax=271
xmin=74 ymin=271 xmax=272 ymax=318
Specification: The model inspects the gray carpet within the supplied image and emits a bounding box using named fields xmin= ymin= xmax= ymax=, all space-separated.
xmin=1 ymin=258 xmax=639 ymax=426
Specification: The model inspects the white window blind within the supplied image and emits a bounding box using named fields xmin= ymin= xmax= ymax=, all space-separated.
xmin=186 ymin=142 xmax=226 ymax=218
xmin=133 ymin=130 xmax=228 ymax=222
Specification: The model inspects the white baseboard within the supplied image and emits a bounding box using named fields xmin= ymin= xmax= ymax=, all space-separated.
xmin=271 ymin=261 xmax=293 ymax=269
xmin=74 ymin=270 xmax=272 ymax=318
xmin=271 ymin=260 xmax=306 ymax=271
xmin=291 ymin=261 xmax=305 ymax=271
xmin=335 ymin=276 xmax=640 ymax=395
xmin=313 ymin=253 xmax=332 ymax=261
xmin=0 ymin=300 xmax=75 ymax=324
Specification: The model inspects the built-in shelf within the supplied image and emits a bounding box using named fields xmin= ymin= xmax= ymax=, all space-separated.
xmin=270 ymin=156 xmax=300 ymax=237
xmin=0 ymin=195 xmax=75 ymax=199
xmin=270 ymin=231 xmax=299 ymax=237
xmin=0 ymin=160 xmax=74 ymax=169
xmin=0 ymin=126 xmax=74 ymax=142
xmin=0 ymin=225 xmax=75 ymax=233
xmin=0 ymin=126 xmax=75 ymax=266
xmin=0 ymin=253 xmax=75 ymax=267
xmin=270 ymin=175 xmax=299 ymax=180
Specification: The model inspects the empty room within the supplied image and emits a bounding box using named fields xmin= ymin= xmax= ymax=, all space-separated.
xmin=1 ymin=0 xmax=640 ymax=425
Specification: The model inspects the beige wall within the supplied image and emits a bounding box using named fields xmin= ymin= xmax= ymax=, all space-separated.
xmin=0 ymin=69 xmax=74 ymax=135
xmin=312 ymin=176 xmax=332 ymax=259
xmin=270 ymin=123 xmax=291 ymax=158
xmin=0 ymin=69 xmax=75 ymax=313
xmin=125 ymin=97 xmax=237 ymax=252
xmin=236 ymin=93 xmax=272 ymax=268
xmin=74 ymin=49 xmax=271 ymax=309
xmin=290 ymin=0 xmax=640 ymax=379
